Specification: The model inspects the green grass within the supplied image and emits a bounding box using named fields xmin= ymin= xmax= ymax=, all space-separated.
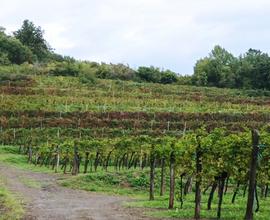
xmin=0 ymin=146 xmax=54 ymax=173
xmin=59 ymin=168 xmax=153 ymax=198
xmin=60 ymin=171 xmax=270 ymax=219
xmin=0 ymin=176 xmax=24 ymax=220
xmin=126 ymin=192 xmax=270 ymax=220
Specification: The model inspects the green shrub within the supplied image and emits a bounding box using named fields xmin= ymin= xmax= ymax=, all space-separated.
xmin=78 ymin=63 xmax=97 ymax=85
xmin=49 ymin=61 xmax=80 ymax=77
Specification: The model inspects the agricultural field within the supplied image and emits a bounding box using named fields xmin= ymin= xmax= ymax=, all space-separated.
xmin=0 ymin=74 xmax=270 ymax=219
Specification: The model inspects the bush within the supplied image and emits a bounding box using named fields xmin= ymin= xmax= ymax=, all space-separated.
xmin=0 ymin=33 xmax=33 ymax=64
xmin=79 ymin=65 xmax=97 ymax=85
xmin=136 ymin=66 xmax=178 ymax=84
xmin=0 ymin=73 xmax=32 ymax=86
xmin=49 ymin=61 xmax=80 ymax=76
xmin=0 ymin=64 xmax=47 ymax=76
xmin=136 ymin=66 xmax=161 ymax=83
xmin=177 ymin=75 xmax=193 ymax=85
xmin=0 ymin=53 xmax=10 ymax=65
xmin=160 ymin=70 xmax=178 ymax=84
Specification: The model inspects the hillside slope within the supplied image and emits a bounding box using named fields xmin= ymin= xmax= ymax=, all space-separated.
xmin=0 ymin=76 xmax=269 ymax=141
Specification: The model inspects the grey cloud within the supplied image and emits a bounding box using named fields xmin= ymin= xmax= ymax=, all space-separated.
xmin=1 ymin=0 xmax=270 ymax=73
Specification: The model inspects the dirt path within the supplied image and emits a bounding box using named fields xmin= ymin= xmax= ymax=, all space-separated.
xmin=0 ymin=164 xmax=156 ymax=220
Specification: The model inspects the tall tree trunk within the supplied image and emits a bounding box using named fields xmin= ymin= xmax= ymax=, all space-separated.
xmin=160 ymin=156 xmax=166 ymax=196
xmin=168 ymin=151 xmax=175 ymax=209
xmin=245 ymin=129 xmax=260 ymax=220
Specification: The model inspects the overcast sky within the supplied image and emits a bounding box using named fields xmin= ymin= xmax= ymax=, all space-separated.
xmin=1 ymin=0 xmax=270 ymax=74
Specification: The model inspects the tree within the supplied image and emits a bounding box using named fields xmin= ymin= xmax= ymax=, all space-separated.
xmin=237 ymin=49 xmax=270 ymax=90
xmin=14 ymin=20 xmax=51 ymax=61
xmin=0 ymin=30 xmax=33 ymax=64
xmin=192 ymin=57 xmax=210 ymax=86
xmin=192 ymin=46 xmax=270 ymax=90
xmin=160 ymin=70 xmax=178 ymax=84
xmin=136 ymin=66 xmax=161 ymax=83
xmin=193 ymin=45 xmax=236 ymax=88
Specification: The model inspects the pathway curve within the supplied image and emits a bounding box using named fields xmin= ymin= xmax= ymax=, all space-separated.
xmin=0 ymin=164 xmax=157 ymax=220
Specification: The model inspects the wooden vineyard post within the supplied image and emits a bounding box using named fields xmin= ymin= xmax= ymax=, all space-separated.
xmin=55 ymin=145 xmax=60 ymax=173
xmin=28 ymin=145 xmax=33 ymax=164
xmin=84 ymin=152 xmax=90 ymax=173
xmin=194 ymin=136 xmax=202 ymax=220
xmin=168 ymin=151 xmax=175 ymax=209
xmin=160 ymin=156 xmax=166 ymax=196
xmin=245 ymin=129 xmax=260 ymax=220
xmin=149 ymin=146 xmax=156 ymax=201
xmin=72 ymin=145 xmax=79 ymax=175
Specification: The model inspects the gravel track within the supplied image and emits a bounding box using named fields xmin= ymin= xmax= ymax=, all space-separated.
xmin=0 ymin=164 xmax=156 ymax=220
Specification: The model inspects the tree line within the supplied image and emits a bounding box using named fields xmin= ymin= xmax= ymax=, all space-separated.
xmin=192 ymin=45 xmax=270 ymax=90
xmin=0 ymin=20 xmax=178 ymax=85
xmin=1 ymin=20 xmax=270 ymax=90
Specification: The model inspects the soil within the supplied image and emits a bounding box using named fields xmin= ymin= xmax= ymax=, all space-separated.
xmin=0 ymin=164 xmax=158 ymax=220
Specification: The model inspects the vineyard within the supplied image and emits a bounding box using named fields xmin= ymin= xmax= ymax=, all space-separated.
xmin=1 ymin=75 xmax=270 ymax=219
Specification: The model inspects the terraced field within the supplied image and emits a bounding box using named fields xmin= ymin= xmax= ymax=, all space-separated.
xmin=1 ymin=75 xmax=270 ymax=220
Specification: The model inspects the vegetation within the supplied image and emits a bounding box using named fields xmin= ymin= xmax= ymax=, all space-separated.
xmin=0 ymin=175 xmax=24 ymax=220
xmin=193 ymin=45 xmax=270 ymax=90
xmin=2 ymin=19 xmax=270 ymax=220
xmin=2 ymin=21 xmax=270 ymax=91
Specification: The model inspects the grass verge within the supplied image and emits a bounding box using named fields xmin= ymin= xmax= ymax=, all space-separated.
xmin=0 ymin=145 xmax=54 ymax=173
xmin=0 ymin=176 xmax=24 ymax=220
